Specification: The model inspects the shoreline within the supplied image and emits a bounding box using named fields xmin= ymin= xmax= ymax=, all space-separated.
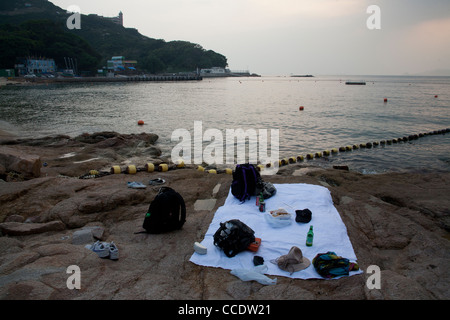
xmin=1 ymin=75 xmax=202 ymax=87
xmin=0 ymin=131 xmax=449 ymax=300
xmin=1 ymin=127 xmax=449 ymax=177
xmin=0 ymin=77 xmax=22 ymax=87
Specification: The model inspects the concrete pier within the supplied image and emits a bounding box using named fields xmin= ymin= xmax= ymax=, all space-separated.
xmin=22 ymin=74 xmax=203 ymax=84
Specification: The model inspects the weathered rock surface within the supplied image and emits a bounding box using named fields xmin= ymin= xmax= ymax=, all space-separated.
xmin=0 ymin=131 xmax=161 ymax=179
xmin=0 ymin=145 xmax=41 ymax=179
xmin=0 ymin=134 xmax=449 ymax=300
xmin=0 ymin=221 xmax=65 ymax=236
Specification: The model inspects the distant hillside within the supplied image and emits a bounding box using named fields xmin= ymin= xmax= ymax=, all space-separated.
xmin=0 ymin=0 xmax=228 ymax=73
xmin=0 ymin=20 xmax=102 ymax=72
xmin=414 ymin=69 xmax=450 ymax=77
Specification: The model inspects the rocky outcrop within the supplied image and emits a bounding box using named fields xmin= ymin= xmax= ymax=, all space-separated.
xmin=0 ymin=221 xmax=65 ymax=236
xmin=0 ymin=134 xmax=449 ymax=300
xmin=0 ymin=146 xmax=41 ymax=179
xmin=0 ymin=131 xmax=161 ymax=179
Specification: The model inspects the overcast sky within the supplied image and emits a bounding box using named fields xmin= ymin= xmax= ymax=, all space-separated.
xmin=50 ymin=0 xmax=450 ymax=76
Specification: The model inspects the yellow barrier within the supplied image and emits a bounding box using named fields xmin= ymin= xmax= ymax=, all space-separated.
xmin=126 ymin=165 xmax=137 ymax=174
xmin=158 ymin=164 xmax=169 ymax=172
xmin=87 ymin=128 xmax=450 ymax=179
xmin=145 ymin=163 xmax=155 ymax=172
xmin=111 ymin=166 xmax=121 ymax=174
xmin=174 ymin=160 xmax=185 ymax=168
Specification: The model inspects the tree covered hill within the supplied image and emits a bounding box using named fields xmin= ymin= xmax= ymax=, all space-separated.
xmin=0 ymin=20 xmax=102 ymax=72
xmin=0 ymin=0 xmax=227 ymax=73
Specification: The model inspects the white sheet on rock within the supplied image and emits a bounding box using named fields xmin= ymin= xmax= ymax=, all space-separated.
xmin=189 ymin=183 xmax=362 ymax=279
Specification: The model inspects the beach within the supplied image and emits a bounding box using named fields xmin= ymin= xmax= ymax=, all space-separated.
xmin=0 ymin=131 xmax=449 ymax=300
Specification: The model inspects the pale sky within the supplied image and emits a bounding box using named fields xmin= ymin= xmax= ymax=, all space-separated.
xmin=50 ymin=0 xmax=450 ymax=76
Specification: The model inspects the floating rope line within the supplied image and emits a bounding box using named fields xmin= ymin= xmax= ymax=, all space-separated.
xmin=78 ymin=128 xmax=449 ymax=179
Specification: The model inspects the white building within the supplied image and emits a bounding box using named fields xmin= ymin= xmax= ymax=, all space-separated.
xmin=200 ymin=67 xmax=230 ymax=77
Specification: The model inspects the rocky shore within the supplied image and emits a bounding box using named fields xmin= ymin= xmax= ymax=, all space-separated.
xmin=0 ymin=131 xmax=449 ymax=300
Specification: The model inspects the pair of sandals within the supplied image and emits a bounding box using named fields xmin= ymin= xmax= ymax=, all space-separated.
xmin=127 ymin=178 xmax=166 ymax=189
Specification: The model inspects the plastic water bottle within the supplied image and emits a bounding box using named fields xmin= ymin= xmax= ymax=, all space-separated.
xmin=306 ymin=225 xmax=314 ymax=246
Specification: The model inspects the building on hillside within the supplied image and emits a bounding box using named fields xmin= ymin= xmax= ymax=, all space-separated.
xmin=107 ymin=56 xmax=125 ymax=71
xmin=89 ymin=11 xmax=123 ymax=26
xmin=107 ymin=56 xmax=137 ymax=74
xmin=200 ymin=67 xmax=229 ymax=77
xmin=0 ymin=69 xmax=15 ymax=78
xmin=108 ymin=11 xmax=123 ymax=26
xmin=15 ymin=57 xmax=56 ymax=76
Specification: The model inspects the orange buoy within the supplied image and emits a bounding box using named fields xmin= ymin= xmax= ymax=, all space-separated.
xmin=383 ymin=98 xmax=388 ymax=103
xmin=299 ymin=106 xmax=304 ymax=111
xmin=434 ymin=95 xmax=438 ymax=98
xmin=137 ymin=120 xmax=144 ymax=125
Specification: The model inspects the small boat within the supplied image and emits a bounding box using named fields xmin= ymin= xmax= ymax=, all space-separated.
xmin=345 ymin=81 xmax=366 ymax=85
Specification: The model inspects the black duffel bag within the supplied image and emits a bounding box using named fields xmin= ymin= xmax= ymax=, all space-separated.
xmin=213 ymin=219 xmax=255 ymax=258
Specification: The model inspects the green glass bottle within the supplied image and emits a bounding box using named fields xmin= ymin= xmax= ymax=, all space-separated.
xmin=306 ymin=225 xmax=314 ymax=246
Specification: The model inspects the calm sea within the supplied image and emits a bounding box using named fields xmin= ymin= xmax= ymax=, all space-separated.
xmin=1 ymin=75 xmax=449 ymax=174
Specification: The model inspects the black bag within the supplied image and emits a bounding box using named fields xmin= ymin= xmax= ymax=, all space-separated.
xmin=256 ymin=181 xmax=277 ymax=199
xmin=231 ymin=164 xmax=263 ymax=202
xmin=213 ymin=219 xmax=255 ymax=257
xmin=142 ymin=187 xmax=186 ymax=234
xmin=312 ymin=251 xmax=359 ymax=278
xmin=231 ymin=164 xmax=277 ymax=202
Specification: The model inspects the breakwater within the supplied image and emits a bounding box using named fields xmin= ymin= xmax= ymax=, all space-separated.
xmin=23 ymin=74 xmax=202 ymax=84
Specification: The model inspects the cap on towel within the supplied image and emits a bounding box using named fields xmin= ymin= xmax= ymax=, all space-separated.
xmin=295 ymin=208 xmax=312 ymax=223
xmin=274 ymin=246 xmax=311 ymax=274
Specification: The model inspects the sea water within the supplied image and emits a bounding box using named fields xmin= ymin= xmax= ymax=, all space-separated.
xmin=0 ymin=75 xmax=449 ymax=174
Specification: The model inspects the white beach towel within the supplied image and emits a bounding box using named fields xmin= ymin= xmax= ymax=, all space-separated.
xmin=189 ymin=183 xmax=362 ymax=279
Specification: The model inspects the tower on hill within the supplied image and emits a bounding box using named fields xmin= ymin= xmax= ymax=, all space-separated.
xmin=110 ymin=11 xmax=123 ymax=26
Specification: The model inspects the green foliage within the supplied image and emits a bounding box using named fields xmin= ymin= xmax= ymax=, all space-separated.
xmin=141 ymin=53 xmax=166 ymax=74
xmin=0 ymin=20 xmax=101 ymax=71
xmin=138 ymin=41 xmax=227 ymax=73
xmin=69 ymin=15 xmax=228 ymax=73
xmin=0 ymin=0 xmax=228 ymax=74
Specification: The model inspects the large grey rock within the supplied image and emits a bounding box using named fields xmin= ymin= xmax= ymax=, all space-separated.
xmin=0 ymin=221 xmax=65 ymax=236
xmin=0 ymin=146 xmax=41 ymax=178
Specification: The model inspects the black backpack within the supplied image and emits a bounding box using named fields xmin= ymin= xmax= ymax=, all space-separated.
xmin=213 ymin=219 xmax=255 ymax=257
xmin=141 ymin=187 xmax=186 ymax=234
xmin=231 ymin=164 xmax=276 ymax=202
xmin=231 ymin=164 xmax=262 ymax=202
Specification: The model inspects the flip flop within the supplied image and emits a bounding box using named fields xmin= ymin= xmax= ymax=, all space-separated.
xmin=127 ymin=181 xmax=147 ymax=189
xmin=148 ymin=178 xmax=165 ymax=186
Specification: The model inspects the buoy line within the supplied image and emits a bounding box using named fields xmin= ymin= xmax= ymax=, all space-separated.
xmin=78 ymin=128 xmax=449 ymax=179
